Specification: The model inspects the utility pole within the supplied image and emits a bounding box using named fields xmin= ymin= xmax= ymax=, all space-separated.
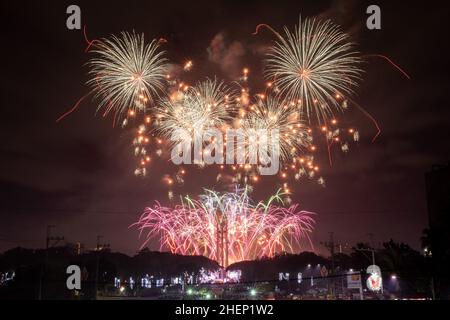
xmin=321 ymin=233 xmax=351 ymax=298
xmin=321 ymin=232 xmax=336 ymax=298
xmin=356 ymin=248 xmax=376 ymax=267
xmin=38 ymin=225 xmax=64 ymax=300
xmin=322 ymin=232 xmax=336 ymax=272
xmin=94 ymin=235 xmax=110 ymax=300
xmin=368 ymin=233 xmax=374 ymax=248
xmin=358 ymin=234 xmax=377 ymax=266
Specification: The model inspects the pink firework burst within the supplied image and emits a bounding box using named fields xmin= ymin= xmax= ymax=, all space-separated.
xmin=132 ymin=189 xmax=316 ymax=267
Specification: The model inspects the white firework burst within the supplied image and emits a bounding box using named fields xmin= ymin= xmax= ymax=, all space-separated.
xmin=265 ymin=17 xmax=362 ymax=123
xmin=241 ymin=96 xmax=311 ymax=163
xmin=155 ymin=78 xmax=235 ymax=145
xmin=88 ymin=31 xmax=168 ymax=119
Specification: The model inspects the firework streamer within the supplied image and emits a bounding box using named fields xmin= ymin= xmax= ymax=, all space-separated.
xmin=132 ymin=189 xmax=316 ymax=266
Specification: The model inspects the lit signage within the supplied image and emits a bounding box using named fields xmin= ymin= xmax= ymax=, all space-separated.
xmin=366 ymin=265 xmax=382 ymax=292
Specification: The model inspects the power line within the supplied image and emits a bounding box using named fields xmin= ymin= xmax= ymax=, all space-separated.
xmin=0 ymin=207 xmax=425 ymax=216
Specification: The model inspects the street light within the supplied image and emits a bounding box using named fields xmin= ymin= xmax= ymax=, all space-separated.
xmin=250 ymin=289 xmax=257 ymax=296
xmin=391 ymin=275 xmax=397 ymax=280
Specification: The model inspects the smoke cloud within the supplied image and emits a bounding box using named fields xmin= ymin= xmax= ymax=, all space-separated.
xmin=207 ymin=33 xmax=246 ymax=79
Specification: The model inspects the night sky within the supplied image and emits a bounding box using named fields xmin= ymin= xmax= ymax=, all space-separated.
xmin=1 ymin=0 xmax=449 ymax=256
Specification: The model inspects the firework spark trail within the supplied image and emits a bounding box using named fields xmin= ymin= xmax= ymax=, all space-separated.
xmin=348 ymin=97 xmax=382 ymax=143
xmin=348 ymin=55 xmax=410 ymax=142
xmin=56 ymin=26 xmax=97 ymax=123
xmin=325 ymin=133 xmax=334 ymax=167
xmin=264 ymin=17 xmax=363 ymax=124
xmin=366 ymin=54 xmax=411 ymax=80
xmin=133 ymin=189 xmax=316 ymax=265
xmin=56 ymin=92 xmax=92 ymax=123
xmin=83 ymin=25 xmax=98 ymax=53
xmin=88 ymin=31 xmax=169 ymax=120
xmin=252 ymin=23 xmax=283 ymax=40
